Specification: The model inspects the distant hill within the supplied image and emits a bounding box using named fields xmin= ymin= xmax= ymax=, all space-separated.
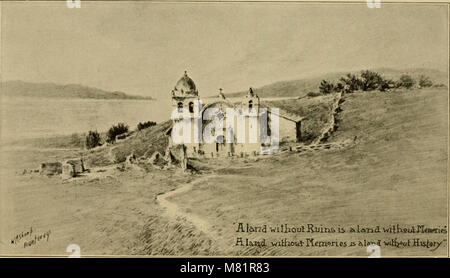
xmin=225 ymin=68 xmax=448 ymax=99
xmin=0 ymin=81 xmax=154 ymax=100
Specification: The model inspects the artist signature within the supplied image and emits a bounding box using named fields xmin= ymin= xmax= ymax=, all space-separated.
xmin=11 ymin=227 xmax=51 ymax=248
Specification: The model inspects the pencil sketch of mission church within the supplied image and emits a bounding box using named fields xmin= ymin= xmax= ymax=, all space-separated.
xmin=166 ymin=71 xmax=305 ymax=158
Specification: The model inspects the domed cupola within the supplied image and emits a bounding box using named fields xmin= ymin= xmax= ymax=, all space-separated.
xmin=172 ymin=71 xmax=198 ymax=97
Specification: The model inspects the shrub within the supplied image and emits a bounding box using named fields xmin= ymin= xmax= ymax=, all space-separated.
xmin=137 ymin=121 xmax=157 ymax=131
xmin=319 ymin=80 xmax=335 ymax=95
xmin=418 ymin=75 xmax=433 ymax=88
xmin=379 ymin=78 xmax=395 ymax=92
xmin=433 ymin=83 xmax=446 ymax=88
xmin=307 ymin=91 xmax=321 ymax=97
xmin=339 ymin=73 xmax=360 ymax=93
xmin=335 ymin=82 xmax=345 ymax=93
xmin=85 ymin=130 xmax=101 ymax=149
xmin=397 ymin=74 xmax=415 ymax=89
xmin=106 ymin=123 xmax=129 ymax=143
xmin=359 ymin=70 xmax=383 ymax=91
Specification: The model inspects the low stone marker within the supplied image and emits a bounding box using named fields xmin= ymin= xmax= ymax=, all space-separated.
xmin=61 ymin=158 xmax=85 ymax=179
xmin=125 ymin=153 xmax=137 ymax=167
xmin=62 ymin=163 xmax=76 ymax=179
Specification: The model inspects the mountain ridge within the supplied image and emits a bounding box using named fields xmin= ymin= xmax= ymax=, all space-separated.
xmin=1 ymin=80 xmax=155 ymax=100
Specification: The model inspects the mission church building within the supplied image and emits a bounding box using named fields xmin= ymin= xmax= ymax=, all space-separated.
xmin=167 ymin=71 xmax=304 ymax=158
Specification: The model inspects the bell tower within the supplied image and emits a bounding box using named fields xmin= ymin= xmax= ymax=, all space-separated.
xmin=171 ymin=71 xmax=199 ymax=115
xmin=170 ymin=71 xmax=201 ymax=156
xmin=242 ymin=87 xmax=260 ymax=115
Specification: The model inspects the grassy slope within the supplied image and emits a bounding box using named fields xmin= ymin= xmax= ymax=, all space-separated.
xmin=82 ymin=120 xmax=172 ymax=168
xmin=169 ymin=87 xmax=448 ymax=256
xmin=2 ymin=86 xmax=447 ymax=256
xmin=1 ymin=119 xmax=220 ymax=256
xmin=2 ymin=84 xmax=447 ymax=256
xmin=0 ymin=152 xmax=204 ymax=255
xmin=226 ymin=68 xmax=448 ymax=99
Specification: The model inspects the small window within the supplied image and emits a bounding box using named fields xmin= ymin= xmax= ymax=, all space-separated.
xmin=177 ymin=102 xmax=183 ymax=113
xmin=189 ymin=102 xmax=194 ymax=113
xmin=248 ymin=100 xmax=253 ymax=112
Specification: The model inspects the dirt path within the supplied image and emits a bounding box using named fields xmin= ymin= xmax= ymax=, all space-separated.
xmin=155 ymin=175 xmax=227 ymax=251
xmin=156 ymin=176 xmax=212 ymax=234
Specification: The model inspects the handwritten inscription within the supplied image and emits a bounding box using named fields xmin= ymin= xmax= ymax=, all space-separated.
xmin=11 ymin=227 xmax=51 ymax=248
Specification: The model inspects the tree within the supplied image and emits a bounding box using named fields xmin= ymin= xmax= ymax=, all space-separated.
xmin=106 ymin=123 xmax=129 ymax=143
xmin=85 ymin=130 xmax=101 ymax=149
xmin=418 ymin=75 xmax=433 ymax=88
xmin=359 ymin=70 xmax=383 ymax=91
xmin=397 ymin=74 xmax=415 ymax=89
xmin=319 ymin=80 xmax=335 ymax=95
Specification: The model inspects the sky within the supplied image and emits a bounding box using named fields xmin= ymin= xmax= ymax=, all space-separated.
xmin=1 ymin=2 xmax=448 ymax=98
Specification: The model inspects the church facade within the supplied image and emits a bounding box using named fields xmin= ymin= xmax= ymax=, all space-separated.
xmin=167 ymin=72 xmax=304 ymax=158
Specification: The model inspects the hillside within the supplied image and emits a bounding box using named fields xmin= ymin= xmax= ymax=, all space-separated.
xmin=3 ymin=83 xmax=448 ymax=256
xmin=225 ymin=68 xmax=448 ymax=99
xmin=165 ymin=86 xmax=448 ymax=256
xmin=0 ymin=80 xmax=154 ymax=100
xmin=82 ymin=120 xmax=172 ymax=168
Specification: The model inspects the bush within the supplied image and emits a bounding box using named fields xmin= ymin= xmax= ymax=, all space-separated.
xmin=359 ymin=70 xmax=383 ymax=91
xmin=307 ymin=91 xmax=321 ymax=97
xmin=379 ymin=78 xmax=395 ymax=92
xmin=339 ymin=73 xmax=360 ymax=93
xmin=317 ymin=70 xmax=428 ymax=95
xmin=397 ymin=74 xmax=415 ymax=89
xmin=319 ymin=80 xmax=335 ymax=95
xmin=433 ymin=83 xmax=446 ymax=88
xmin=106 ymin=123 xmax=129 ymax=143
xmin=85 ymin=130 xmax=101 ymax=149
xmin=137 ymin=121 xmax=157 ymax=131
xmin=335 ymin=82 xmax=345 ymax=93
xmin=418 ymin=75 xmax=433 ymax=88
